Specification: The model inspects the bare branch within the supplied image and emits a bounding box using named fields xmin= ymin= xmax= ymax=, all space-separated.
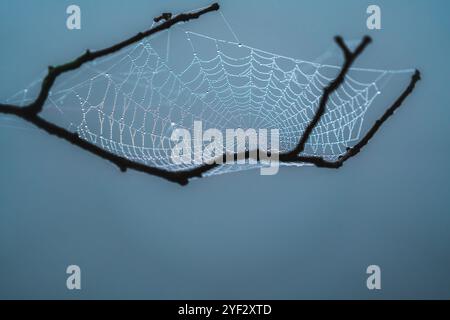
xmin=335 ymin=69 xmax=421 ymax=165
xmin=283 ymin=35 xmax=372 ymax=159
xmin=0 ymin=5 xmax=420 ymax=186
xmin=0 ymin=3 xmax=220 ymax=186
xmin=25 ymin=2 xmax=220 ymax=115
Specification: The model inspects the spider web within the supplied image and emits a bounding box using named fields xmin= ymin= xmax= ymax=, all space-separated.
xmin=5 ymin=11 xmax=415 ymax=177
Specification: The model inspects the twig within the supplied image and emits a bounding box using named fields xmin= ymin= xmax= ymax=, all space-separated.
xmin=283 ymin=36 xmax=372 ymax=159
xmin=25 ymin=2 xmax=220 ymax=115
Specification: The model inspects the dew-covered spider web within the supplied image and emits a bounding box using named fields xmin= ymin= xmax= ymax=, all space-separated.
xmin=5 ymin=9 xmax=415 ymax=177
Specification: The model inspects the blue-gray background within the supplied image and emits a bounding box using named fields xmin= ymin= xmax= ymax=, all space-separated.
xmin=0 ymin=0 xmax=449 ymax=299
